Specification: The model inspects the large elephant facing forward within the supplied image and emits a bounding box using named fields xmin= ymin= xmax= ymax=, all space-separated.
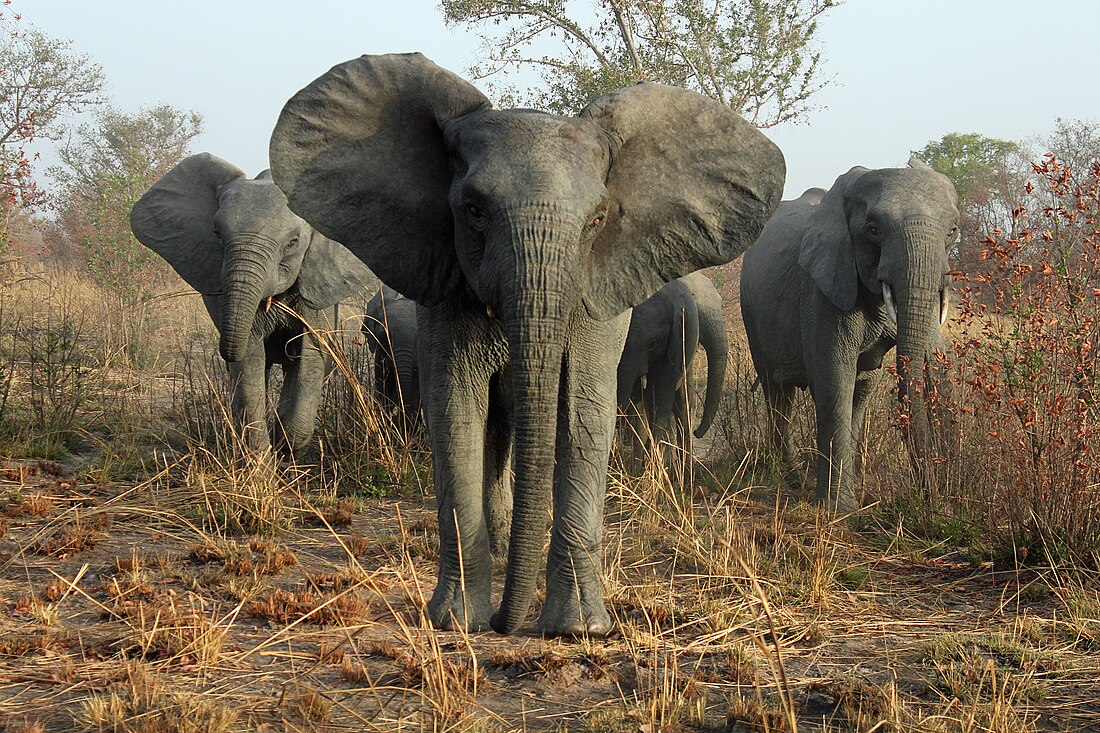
xmin=269 ymin=53 xmax=784 ymax=636
xmin=617 ymin=271 xmax=728 ymax=464
xmin=740 ymin=160 xmax=958 ymax=513
xmin=130 ymin=153 xmax=372 ymax=457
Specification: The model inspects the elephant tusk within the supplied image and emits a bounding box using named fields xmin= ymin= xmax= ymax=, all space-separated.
xmin=939 ymin=288 xmax=950 ymax=327
xmin=882 ymin=282 xmax=898 ymax=324
xmin=264 ymin=296 xmax=273 ymax=313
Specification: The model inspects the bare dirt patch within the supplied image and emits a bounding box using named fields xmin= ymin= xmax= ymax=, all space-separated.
xmin=0 ymin=456 xmax=1097 ymax=732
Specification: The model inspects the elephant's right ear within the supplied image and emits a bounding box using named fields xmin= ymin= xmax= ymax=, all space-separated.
xmin=268 ymin=53 xmax=491 ymax=306
xmin=797 ymin=166 xmax=869 ymax=312
xmin=130 ymin=153 xmax=246 ymax=294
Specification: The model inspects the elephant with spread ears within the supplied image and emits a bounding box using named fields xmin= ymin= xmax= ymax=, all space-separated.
xmin=740 ymin=159 xmax=958 ymax=513
xmin=617 ymin=271 xmax=728 ymax=465
xmin=130 ymin=153 xmax=372 ymax=458
xmin=269 ymin=53 xmax=784 ymax=636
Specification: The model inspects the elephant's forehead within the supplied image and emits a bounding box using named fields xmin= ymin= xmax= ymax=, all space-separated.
xmin=856 ymin=169 xmax=958 ymax=220
xmin=452 ymin=110 xmax=609 ymax=172
xmin=216 ymin=180 xmax=295 ymax=225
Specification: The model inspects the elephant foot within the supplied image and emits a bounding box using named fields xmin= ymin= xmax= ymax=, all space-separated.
xmin=537 ymin=585 xmax=613 ymax=639
xmin=815 ymin=483 xmax=860 ymax=515
xmin=427 ymin=584 xmax=494 ymax=632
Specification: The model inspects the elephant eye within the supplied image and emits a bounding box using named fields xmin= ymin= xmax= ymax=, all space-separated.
xmin=866 ymin=222 xmax=882 ymax=240
xmin=466 ymin=204 xmax=481 ymax=217
xmin=585 ymin=212 xmax=607 ymax=233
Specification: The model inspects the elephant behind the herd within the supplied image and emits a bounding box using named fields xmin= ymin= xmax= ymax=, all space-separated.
xmin=268 ymin=53 xmax=785 ymax=636
xmin=616 ymin=271 xmax=728 ymax=464
xmin=362 ymin=285 xmax=421 ymax=432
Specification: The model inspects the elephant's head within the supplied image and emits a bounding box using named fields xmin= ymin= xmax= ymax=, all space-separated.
xmin=798 ymin=159 xmax=959 ymax=450
xmin=268 ymin=53 xmax=785 ymax=633
xmin=130 ymin=153 xmax=372 ymax=362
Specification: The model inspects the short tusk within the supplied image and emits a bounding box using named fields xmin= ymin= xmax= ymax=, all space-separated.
xmin=264 ymin=296 xmax=273 ymax=313
xmin=939 ymin=288 xmax=950 ymax=327
xmin=882 ymin=282 xmax=898 ymax=324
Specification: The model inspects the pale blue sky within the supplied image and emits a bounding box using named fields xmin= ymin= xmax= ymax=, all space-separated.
xmin=22 ymin=0 xmax=1100 ymax=198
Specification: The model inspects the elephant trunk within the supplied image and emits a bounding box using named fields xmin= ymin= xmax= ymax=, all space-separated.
xmin=891 ymin=228 xmax=945 ymax=462
xmin=391 ymin=343 xmax=421 ymax=418
xmin=218 ymin=239 xmax=278 ymax=362
xmin=694 ymin=296 xmax=728 ymax=439
xmin=490 ymin=214 xmax=573 ymax=635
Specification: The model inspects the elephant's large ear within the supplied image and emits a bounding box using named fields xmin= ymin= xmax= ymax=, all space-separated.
xmin=579 ymin=83 xmax=785 ymax=319
xmin=298 ymin=229 xmax=375 ymax=309
xmin=130 ymin=153 xmax=246 ymax=294
xmin=797 ymin=166 xmax=870 ymax=312
xmin=268 ymin=53 xmax=491 ymax=306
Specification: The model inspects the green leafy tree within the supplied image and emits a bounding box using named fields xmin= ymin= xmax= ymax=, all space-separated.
xmin=48 ymin=104 xmax=203 ymax=360
xmin=0 ymin=11 xmax=104 ymax=251
xmin=441 ymin=0 xmax=837 ymax=124
xmin=914 ymin=132 xmax=1031 ymax=272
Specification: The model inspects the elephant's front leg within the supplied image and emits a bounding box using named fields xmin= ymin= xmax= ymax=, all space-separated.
xmin=421 ymin=304 xmax=508 ymax=631
xmin=538 ymin=309 xmax=630 ymax=637
xmin=810 ymin=360 xmax=859 ymax=514
xmin=227 ymin=338 xmax=272 ymax=453
xmin=274 ymin=311 xmax=330 ymax=459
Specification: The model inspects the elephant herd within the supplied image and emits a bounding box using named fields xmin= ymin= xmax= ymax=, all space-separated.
xmin=130 ymin=53 xmax=959 ymax=636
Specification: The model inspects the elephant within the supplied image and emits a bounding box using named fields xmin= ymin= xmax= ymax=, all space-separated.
xmin=739 ymin=159 xmax=959 ymax=513
xmin=362 ymin=284 xmax=421 ymax=430
xmin=616 ymin=271 xmax=728 ymax=465
xmin=268 ymin=53 xmax=784 ymax=636
xmin=130 ymin=153 xmax=372 ymax=457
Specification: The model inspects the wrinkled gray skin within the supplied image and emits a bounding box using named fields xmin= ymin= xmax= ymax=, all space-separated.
xmin=130 ymin=153 xmax=372 ymax=457
xmin=269 ymin=53 xmax=784 ymax=636
xmin=617 ymin=272 xmax=728 ymax=462
xmin=740 ymin=161 xmax=958 ymax=513
xmin=363 ymin=285 xmax=421 ymax=429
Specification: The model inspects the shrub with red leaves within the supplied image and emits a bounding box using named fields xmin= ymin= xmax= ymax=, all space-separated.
xmin=949 ymin=154 xmax=1100 ymax=564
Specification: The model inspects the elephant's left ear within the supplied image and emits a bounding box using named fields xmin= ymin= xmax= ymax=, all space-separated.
xmin=580 ymin=83 xmax=785 ymax=319
xmin=298 ymin=229 xmax=375 ymax=309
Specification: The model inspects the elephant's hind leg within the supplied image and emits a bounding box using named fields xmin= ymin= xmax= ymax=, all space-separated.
xmin=273 ymin=320 xmax=328 ymax=460
xmin=851 ymin=374 xmax=876 ymax=477
xmin=763 ymin=380 xmax=797 ymax=468
xmin=484 ymin=369 xmax=513 ymax=559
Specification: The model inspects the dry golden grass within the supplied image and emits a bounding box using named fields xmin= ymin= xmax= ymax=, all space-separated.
xmin=0 ymin=264 xmax=1096 ymax=731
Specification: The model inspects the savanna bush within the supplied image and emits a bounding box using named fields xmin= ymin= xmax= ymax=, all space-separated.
xmin=945 ymin=155 xmax=1100 ymax=564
